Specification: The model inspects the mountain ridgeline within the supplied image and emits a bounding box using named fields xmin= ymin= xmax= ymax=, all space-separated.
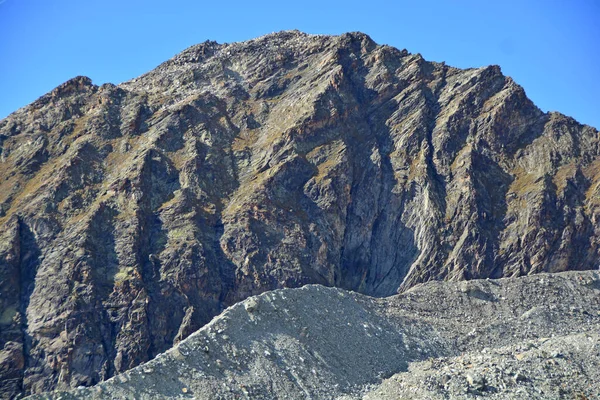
xmin=0 ymin=31 xmax=598 ymax=397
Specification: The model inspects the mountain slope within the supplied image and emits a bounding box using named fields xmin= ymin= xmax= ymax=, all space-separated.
xmin=28 ymin=271 xmax=600 ymax=399
xmin=0 ymin=30 xmax=599 ymax=397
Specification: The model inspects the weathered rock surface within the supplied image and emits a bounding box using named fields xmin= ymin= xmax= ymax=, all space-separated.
xmin=360 ymin=334 xmax=600 ymax=399
xmin=1 ymin=30 xmax=599 ymax=397
xmin=27 ymin=271 xmax=600 ymax=399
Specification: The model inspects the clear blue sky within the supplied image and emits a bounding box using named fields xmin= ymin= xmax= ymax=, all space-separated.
xmin=1 ymin=0 xmax=598 ymax=128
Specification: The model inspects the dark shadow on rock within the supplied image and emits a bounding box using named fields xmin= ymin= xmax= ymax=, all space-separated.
xmin=18 ymin=219 xmax=42 ymax=396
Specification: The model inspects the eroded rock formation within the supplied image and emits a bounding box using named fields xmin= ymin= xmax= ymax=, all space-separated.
xmin=0 ymin=31 xmax=599 ymax=397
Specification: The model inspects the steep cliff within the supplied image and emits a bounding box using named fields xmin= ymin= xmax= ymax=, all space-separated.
xmin=0 ymin=30 xmax=598 ymax=397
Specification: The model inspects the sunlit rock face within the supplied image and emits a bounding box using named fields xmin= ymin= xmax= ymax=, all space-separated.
xmin=0 ymin=30 xmax=598 ymax=397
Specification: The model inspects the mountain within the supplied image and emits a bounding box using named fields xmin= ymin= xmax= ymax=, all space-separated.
xmin=0 ymin=30 xmax=599 ymax=397
xmin=27 ymin=271 xmax=600 ymax=399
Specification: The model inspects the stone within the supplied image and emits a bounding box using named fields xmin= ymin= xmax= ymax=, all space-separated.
xmin=24 ymin=272 xmax=600 ymax=400
xmin=1 ymin=30 xmax=599 ymax=398
xmin=466 ymin=373 xmax=486 ymax=391
xmin=513 ymin=371 xmax=527 ymax=383
xmin=244 ymin=298 xmax=259 ymax=313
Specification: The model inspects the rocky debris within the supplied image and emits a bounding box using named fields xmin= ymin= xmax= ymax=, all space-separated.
xmin=360 ymin=334 xmax=600 ymax=399
xmin=27 ymin=271 xmax=600 ymax=399
xmin=26 ymin=285 xmax=450 ymax=399
xmin=1 ymin=30 xmax=600 ymax=397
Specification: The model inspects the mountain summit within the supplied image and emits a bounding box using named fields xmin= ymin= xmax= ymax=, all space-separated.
xmin=1 ymin=31 xmax=599 ymax=397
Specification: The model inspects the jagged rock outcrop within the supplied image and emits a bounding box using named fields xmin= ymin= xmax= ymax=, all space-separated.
xmin=0 ymin=30 xmax=599 ymax=397
xmin=27 ymin=271 xmax=600 ymax=399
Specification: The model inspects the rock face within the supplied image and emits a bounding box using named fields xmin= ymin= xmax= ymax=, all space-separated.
xmin=27 ymin=271 xmax=600 ymax=399
xmin=0 ymin=30 xmax=599 ymax=397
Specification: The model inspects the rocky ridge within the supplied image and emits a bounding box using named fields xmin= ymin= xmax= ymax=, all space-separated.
xmin=28 ymin=271 xmax=600 ymax=399
xmin=1 ymin=30 xmax=599 ymax=397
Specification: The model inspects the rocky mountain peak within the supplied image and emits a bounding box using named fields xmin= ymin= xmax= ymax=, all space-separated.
xmin=0 ymin=31 xmax=599 ymax=398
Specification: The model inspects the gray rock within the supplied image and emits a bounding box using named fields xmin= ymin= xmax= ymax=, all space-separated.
xmin=25 ymin=271 xmax=600 ymax=400
xmin=1 ymin=30 xmax=599 ymax=397
xmin=466 ymin=373 xmax=487 ymax=391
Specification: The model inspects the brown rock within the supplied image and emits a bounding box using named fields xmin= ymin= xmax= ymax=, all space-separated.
xmin=0 ymin=30 xmax=599 ymax=397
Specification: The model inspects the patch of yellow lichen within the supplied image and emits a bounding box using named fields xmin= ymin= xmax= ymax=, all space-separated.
xmin=508 ymin=166 xmax=542 ymax=196
xmin=583 ymin=158 xmax=600 ymax=209
xmin=552 ymin=162 xmax=577 ymax=194
xmin=314 ymin=156 xmax=340 ymax=183
xmin=407 ymin=150 xmax=428 ymax=182
xmin=114 ymin=266 xmax=136 ymax=283
xmin=449 ymin=144 xmax=473 ymax=173
xmin=232 ymin=129 xmax=260 ymax=152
